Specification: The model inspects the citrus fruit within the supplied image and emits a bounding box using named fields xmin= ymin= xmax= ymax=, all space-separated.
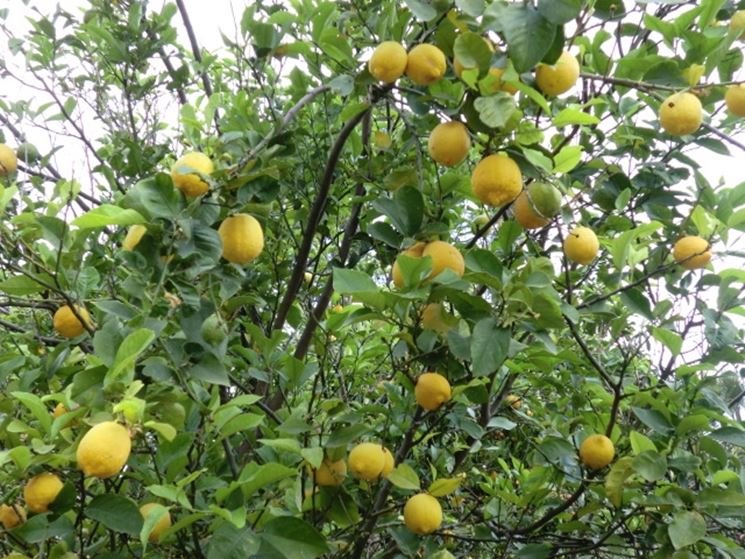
xmin=171 ymin=152 xmax=214 ymax=197
xmin=348 ymin=442 xmax=386 ymax=481
xmin=579 ymin=434 xmax=615 ymax=469
xmin=513 ymin=182 xmax=562 ymax=229
xmin=404 ymin=493 xmax=442 ymax=535
xmin=201 ymin=314 xmax=227 ymax=345
xmin=374 ymin=131 xmax=392 ymax=149
xmin=122 ymin=224 xmax=147 ymax=251
xmin=506 ymin=394 xmax=521 ymax=409
xmin=0 ymin=503 xmax=26 ymax=529
xmin=76 ymin=421 xmax=132 ymax=478
xmin=673 ymin=236 xmax=711 ymax=269
xmin=730 ymin=10 xmax=745 ymax=38
xmin=53 ymin=305 xmax=91 ymax=338
xmin=23 ymin=472 xmax=63 ymax=513
xmin=724 ymin=84 xmax=745 ymax=117
xmin=471 ymin=153 xmax=522 ymax=207
xmin=406 ymin=44 xmax=446 ymax=86
xmin=564 ymin=227 xmax=599 ymax=265
xmin=423 ymin=241 xmax=465 ymax=280
xmin=482 ymin=66 xmax=518 ymax=94
xmin=420 ymin=303 xmax=450 ymax=334
xmin=428 ymin=121 xmax=471 ymax=166
xmin=659 ymin=92 xmax=703 ymax=136
xmin=415 ymin=372 xmax=452 ymax=411
xmin=381 ymin=447 xmax=395 ymax=477
xmin=16 ymin=142 xmax=40 ymax=163
xmin=52 ymin=403 xmax=67 ymax=418
xmin=368 ymin=41 xmax=408 ymax=83
xmin=392 ymin=242 xmax=426 ymax=288
xmin=0 ymin=144 xmax=18 ymax=176
xmin=218 ymin=213 xmax=264 ymax=264
xmin=140 ymin=503 xmax=172 ymax=542
xmin=313 ymin=458 xmax=347 ymax=486
xmin=535 ymin=51 xmax=580 ymax=97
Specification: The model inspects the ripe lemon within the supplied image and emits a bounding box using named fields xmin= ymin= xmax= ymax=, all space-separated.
xmin=313 ymin=458 xmax=347 ymax=486
xmin=725 ymin=84 xmax=745 ymax=117
xmin=122 ymin=224 xmax=147 ymax=251
xmin=76 ymin=421 xmax=132 ymax=478
xmin=403 ymin=493 xmax=442 ymax=535
xmin=218 ymin=213 xmax=264 ymax=264
xmin=564 ymin=227 xmax=599 ymax=265
xmin=171 ymin=152 xmax=214 ymax=197
xmin=513 ymin=190 xmax=548 ymax=229
xmin=52 ymin=403 xmax=68 ymax=418
xmin=535 ymin=51 xmax=580 ymax=97
xmin=420 ymin=303 xmax=450 ymax=334
xmin=348 ymin=442 xmax=386 ymax=481
xmin=673 ymin=236 xmax=711 ymax=269
xmin=505 ymin=394 xmax=521 ymax=409
xmin=0 ymin=503 xmax=26 ymax=529
xmin=140 ymin=503 xmax=172 ymax=543
xmin=392 ymin=242 xmax=426 ymax=288
xmin=368 ymin=41 xmax=408 ymax=83
xmin=423 ymin=241 xmax=465 ymax=280
xmin=471 ymin=153 xmax=522 ymax=207
xmin=428 ymin=121 xmax=471 ymax=167
xmin=406 ymin=44 xmax=446 ymax=86
xmin=730 ymin=10 xmax=745 ymax=38
xmin=659 ymin=92 xmax=702 ymax=136
xmin=0 ymin=143 xmax=18 ymax=176
xmin=23 ymin=472 xmax=63 ymax=513
xmin=513 ymin=182 xmax=562 ymax=229
xmin=381 ymin=447 xmax=395 ymax=477
xmin=53 ymin=305 xmax=91 ymax=338
xmin=415 ymin=372 xmax=452 ymax=411
xmin=579 ymin=434 xmax=615 ymax=469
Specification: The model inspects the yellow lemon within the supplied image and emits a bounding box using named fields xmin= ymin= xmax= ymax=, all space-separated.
xmin=23 ymin=473 xmax=64 ymax=513
xmin=122 ymin=224 xmax=147 ymax=251
xmin=313 ymin=458 xmax=347 ymax=486
xmin=381 ymin=447 xmax=395 ymax=477
xmin=471 ymin=153 xmax=522 ymax=207
xmin=673 ymin=236 xmax=711 ymax=269
xmin=404 ymin=493 xmax=442 ymax=535
xmin=406 ymin=44 xmax=447 ymax=86
xmin=428 ymin=121 xmax=471 ymax=166
xmin=415 ymin=372 xmax=452 ymax=411
xmin=513 ymin=182 xmax=562 ymax=229
xmin=579 ymin=434 xmax=615 ymax=470
xmin=368 ymin=41 xmax=408 ymax=83
xmin=730 ymin=10 xmax=745 ymax=38
xmin=725 ymin=84 xmax=745 ymax=117
xmin=218 ymin=213 xmax=264 ymax=264
xmin=0 ymin=503 xmax=26 ymax=529
xmin=52 ymin=403 xmax=68 ymax=418
xmin=374 ymin=131 xmax=392 ymax=149
xmin=513 ymin=190 xmax=549 ymax=229
xmin=392 ymin=242 xmax=426 ymax=288
xmin=76 ymin=421 xmax=132 ymax=478
xmin=171 ymin=152 xmax=214 ymax=197
xmin=506 ymin=394 xmax=521 ymax=409
xmin=564 ymin=227 xmax=599 ymax=265
xmin=140 ymin=503 xmax=172 ymax=543
xmin=348 ymin=442 xmax=386 ymax=481
xmin=423 ymin=241 xmax=465 ymax=280
xmin=420 ymin=303 xmax=450 ymax=334
xmin=53 ymin=305 xmax=91 ymax=338
xmin=659 ymin=92 xmax=703 ymax=136
xmin=0 ymin=143 xmax=18 ymax=176
xmin=535 ymin=51 xmax=580 ymax=97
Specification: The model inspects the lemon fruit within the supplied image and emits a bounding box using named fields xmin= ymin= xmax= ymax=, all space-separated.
xmin=218 ymin=213 xmax=264 ymax=264
xmin=404 ymin=493 xmax=442 ymax=535
xmin=535 ymin=51 xmax=580 ymax=97
xmin=76 ymin=421 xmax=132 ymax=478
xmin=471 ymin=153 xmax=523 ymax=207
xmin=23 ymin=473 xmax=64 ymax=513
xmin=415 ymin=372 xmax=452 ymax=411
xmin=140 ymin=503 xmax=172 ymax=543
xmin=659 ymin=92 xmax=703 ymax=136
xmin=428 ymin=121 xmax=471 ymax=167
xmin=381 ymin=447 xmax=395 ymax=477
xmin=122 ymin=224 xmax=147 ymax=251
xmin=724 ymin=84 xmax=745 ymax=117
xmin=730 ymin=10 xmax=745 ymax=38
xmin=420 ymin=303 xmax=450 ymax=334
xmin=579 ymin=434 xmax=615 ymax=469
xmin=171 ymin=152 xmax=214 ymax=197
xmin=423 ymin=241 xmax=465 ymax=280
xmin=506 ymin=394 xmax=521 ymax=409
xmin=564 ymin=227 xmax=599 ymax=265
xmin=513 ymin=182 xmax=562 ymax=229
xmin=368 ymin=41 xmax=408 ymax=83
xmin=53 ymin=305 xmax=91 ymax=338
xmin=0 ymin=144 xmax=18 ymax=176
xmin=313 ymin=458 xmax=347 ymax=486
xmin=16 ymin=142 xmax=40 ymax=163
xmin=392 ymin=242 xmax=426 ymax=288
xmin=348 ymin=442 xmax=386 ymax=481
xmin=52 ymin=403 xmax=68 ymax=418
xmin=406 ymin=44 xmax=446 ymax=86
xmin=0 ymin=503 xmax=26 ymax=529
xmin=673 ymin=236 xmax=711 ymax=269
xmin=482 ymin=67 xmax=518 ymax=95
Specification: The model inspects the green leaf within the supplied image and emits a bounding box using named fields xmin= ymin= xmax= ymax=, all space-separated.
xmin=428 ymin=477 xmax=462 ymax=497
xmin=144 ymin=421 xmax=178 ymax=442
xmin=501 ymin=5 xmax=558 ymax=73
xmin=106 ymin=328 xmax=155 ymax=386
xmin=698 ymin=487 xmax=745 ymax=506
xmin=86 ymin=494 xmax=143 ymax=535
xmin=301 ymin=447 xmax=324 ymax=469
xmin=521 ymin=147 xmax=554 ymax=173
xmin=629 ymin=431 xmax=656 ymax=454
xmin=632 ymin=450 xmax=667 ymax=481
xmin=0 ymin=274 xmax=53 ymax=296
xmin=325 ymin=423 xmax=371 ymax=448
xmin=675 ymin=414 xmax=710 ymax=436
xmin=668 ymin=511 xmax=706 ymax=550
xmin=470 ymin=318 xmax=511 ymax=376
xmin=206 ymin=523 xmax=260 ymax=559
xmin=72 ymin=204 xmax=146 ymax=229
xmin=386 ymin=463 xmax=420 ymax=490
xmin=553 ymin=145 xmax=583 ymax=173
xmin=455 ymin=0 xmax=485 ymax=17
xmin=190 ymin=353 xmax=230 ymax=385
xmin=708 ymin=426 xmax=745 ymax=448
xmin=610 ymin=221 xmax=662 ymax=271
xmin=537 ymin=0 xmax=582 ymax=24
xmin=473 ymin=93 xmax=518 ymax=128
xmin=605 ymin=456 xmax=634 ymax=507
xmin=11 ymin=391 xmax=52 ymax=434
xmin=373 ymin=186 xmax=424 ymax=237
xmin=552 ymin=108 xmax=600 ymax=127
xmin=453 ymin=31 xmax=492 ymax=71
xmin=258 ymin=517 xmax=330 ymax=559
xmin=140 ymin=503 xmax=169 ymax=545
xmin=121 ymin=175 xmax=184 ymax=220
xmin=632 ymin=407 xmax=673 ymax=434
xmin=333 ymin=268 xmax=377 ymax=294
xmin=651 ymin=327 xmax=682 ymax=357
xmin=12 ymin=513 xmax=74 ymax=544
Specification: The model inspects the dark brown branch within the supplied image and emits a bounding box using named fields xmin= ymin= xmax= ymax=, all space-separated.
xmin=174 ymin=0 xmax=213 ymax=98
xmin=466 ymin=203 xmax=513 ymax=249
xmin=565 ymin=317 xmax=615 ymax=387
